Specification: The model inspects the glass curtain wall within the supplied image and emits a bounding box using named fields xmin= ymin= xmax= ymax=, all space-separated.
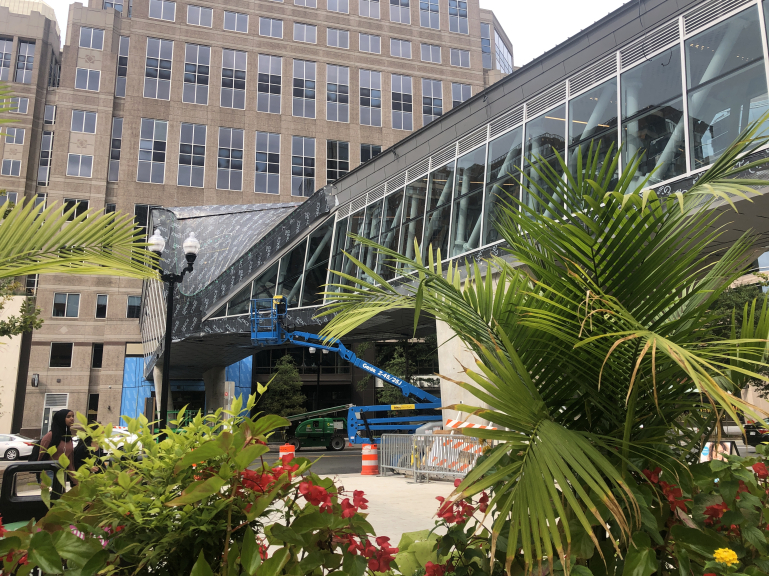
xmin=276 ymin=242 xmax=308 ymax=307
xmin=689 ymin=6 xmax=769 ymax=169
xmin=621 ymin=47 xmax=685 ymax=186
xmin=483 ymin=127 xmax=522 ymax=244
xmin=377 ymin=189 xmax=404 ymax=279
xmin=450 ymin=147 xmax=485 ymax=257
xmin=422 ymin=162 xmax=455 ymax=261
xmin=300 ymin=223 xmax=333 ymax=306
xmin=399 ymin=175 xmax=427 ymax=266
xmin=523 ymin=106 xmax=565 ymax=216
xmin=358 ymin=199 xmax=385 ymax=283
xmin=568 ymin=78 xmax=618 ymax=182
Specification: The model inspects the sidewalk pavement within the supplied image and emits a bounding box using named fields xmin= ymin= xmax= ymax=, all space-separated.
xmin=333 ymin=473 xmax=455 ymax=542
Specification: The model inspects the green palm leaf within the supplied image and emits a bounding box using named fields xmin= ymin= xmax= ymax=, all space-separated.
xmin=0 ymin=198 xmax=158 ymax=280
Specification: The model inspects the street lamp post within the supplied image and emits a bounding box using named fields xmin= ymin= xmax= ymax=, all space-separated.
xmin=147 ymin=229 xmax=201 ymax=435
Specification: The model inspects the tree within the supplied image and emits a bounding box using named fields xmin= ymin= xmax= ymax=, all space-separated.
xmin=320 ymin=117 xmax=769 ymax=572
xmin=258 ymin=354 xmax=306 ymax=417
xmin=373 ymin=338 xmax=440 ymax=415
xmin=0 ymin=280 xmax=41 ymax=338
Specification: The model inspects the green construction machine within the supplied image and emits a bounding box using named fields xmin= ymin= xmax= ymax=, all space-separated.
xmin=281 ymin=405 xmax=352 ymax=451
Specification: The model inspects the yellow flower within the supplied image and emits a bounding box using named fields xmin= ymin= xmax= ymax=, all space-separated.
xmin=713 ymin=548 xmax=739 ymax=566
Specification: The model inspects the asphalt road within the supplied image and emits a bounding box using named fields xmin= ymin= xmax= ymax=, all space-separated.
xmin=288 ymin=448 xmax=361 ymax=476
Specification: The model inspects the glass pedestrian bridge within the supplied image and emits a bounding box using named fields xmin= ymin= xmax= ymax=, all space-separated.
xmin=141 ymin=0 xmax=769 ymax=379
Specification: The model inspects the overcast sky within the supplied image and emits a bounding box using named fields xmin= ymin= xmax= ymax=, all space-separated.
xmin=45 ymin=0 xmax=627 ymax=65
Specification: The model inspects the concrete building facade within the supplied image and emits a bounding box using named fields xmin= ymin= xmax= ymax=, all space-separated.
xmin=0 ymin=0 xmax=513 ymax=435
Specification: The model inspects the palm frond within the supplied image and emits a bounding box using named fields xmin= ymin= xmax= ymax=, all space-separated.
xmin=0 ymin=198 xmax=158 ymax=280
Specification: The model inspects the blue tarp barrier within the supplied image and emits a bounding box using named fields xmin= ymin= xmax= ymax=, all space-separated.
xmin=120 ymin=357 xmax=154 ymax=427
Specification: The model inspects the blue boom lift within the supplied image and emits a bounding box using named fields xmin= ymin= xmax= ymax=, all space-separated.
xmin=250 ymin=296 xmax=442 ymax=444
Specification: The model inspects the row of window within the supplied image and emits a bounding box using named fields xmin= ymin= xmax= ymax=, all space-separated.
xmin=52 ymin=293 xmax=141 ymax=319
xmin=0 ymin=38 xmax=34 ymax=84
xmin=139 ymin=0 xmax=468 ymax=33
xmin=49 ymin=342 xmax=109 ymax=369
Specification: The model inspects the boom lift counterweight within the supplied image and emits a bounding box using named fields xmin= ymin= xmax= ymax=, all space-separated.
xmin=250 ymin=296 xmax=442 ymax=444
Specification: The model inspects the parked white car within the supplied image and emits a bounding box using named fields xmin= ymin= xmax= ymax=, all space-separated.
xmin=0 ymin=434 xmax=35 ymax=461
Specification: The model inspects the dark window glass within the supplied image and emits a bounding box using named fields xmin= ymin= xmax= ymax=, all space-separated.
xmin=227 ymin=284 xmax=252 ymax=315
xmin=450 ymin=146 xmax=485 ymax=257
xmin=276 ymin=242 xmax=308 ymax=307
xmin=361 ymin=144 xmax=382 ymax=163
xmin=92 ymin=343 xmax=104 ymax=368
xmin=50 ymin=343 xmax=73 ymax=368
xmin=484 ymin=127 xmax=522 ymax=244
xmin=621 ymin=46 xmax=684 ymax=186
xmin=127 ymin=295 xmax=142 ymax=318
xmin=96 ymin=294 xmax=108 ymax=318
xmin=252 ymin=261 xmax=280 ymax=299
xmin=301 ymin=222 xmax=334 ymax=306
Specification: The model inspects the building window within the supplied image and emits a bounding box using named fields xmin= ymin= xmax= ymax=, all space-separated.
xmin=106 ymin=203 xmax=116 ymax=213
xmin=360 ymin=0 xmax=379 ymax=18
xmin=187 ymin=4 xmax=212 ymax=26
xmin=64 ymin=199 xmax=89 ymax=220
xmin=217 ymin=127 xmax=244 ymax=191
xmin=327 ymin=28 xmax=349 ymax=49
xmin=67 ymin=154 xmax=93 ymax=178
xmin=48 ymin=53 xmax=60 ymax=88
xmin=390 ymin=0 xmax=409 ymax=23
xmin=183 ymin=44 xmax=210 ymax=105
xmin=391 ymin=74 xmax=412 ymax=131
xmin=450 ymin=48 xmax=470 ymax=68
xmin=0 ymin=192 xmax=16 ymax=204
xmin=359 ymin=33 xmax=381 ymax=54
xmin=71 ymin=110 xmax=97 ymax=134
xmin=420 ymin=0 xmax=438 ymax=29
xmin=50 ymin=343 xmax=74 ymax=368
xmin=25 ymin=274 xmax=37 ymax=296
xmin=116 ymin=36 xmax=129 ymax=97
xmin=420 ymin=43 xmax=440 ymax=63
xmin=9 ymin=97 xmax=30 ymax=114
xmin=104 ymin=0 xmax=130 ymax=15
xmin=224 ymin=11 xmax=248 ymax=32
xmin=328 ymin=0 xmax=348 ymax=14
xmin=0 ymin=38 xmax=12 ymax=81
xmin=291 ymin=136 xmax=315 ymax=197
xmin=296 ymin=0 xmax=317 ymax=5
xmin=178 ymin=122 xmax=206 ymax=187
xmin=495 ymin=30 xmax=513 ymax=74
xmin=37 ymin=132 xmax=53 ymax=185
xmin=108 ymin=118 xmax=122 ymax=182
xmin=221 ymin=49 xmax=246 ymax=109
xmin=92 ymin=343 xmax=104 ymax=368
xmin=134 ymin=204 xmax=160 ymax=237
xmin=448 ymin=0 xmax=467 ymax=33
xmin=137 ymin=118 xmax=168 ymax=184
xmin=15 ymin=41 xmax=34 ymax=84
xmin=327 ymin=140 xmax=349 ymax=183
xmin=255 ymin=131 xmax=280 ymax=194
xmin=1 ymin=160 xmax=21 ymax=176
xmin=95 ymin=294 xmax=108 ymax=318
xmin=327 ymin=64 xmax=349 ymax=123
xmin=259 ymin=18 xmax=283 ymax=38
xmin=361 ymin=144 xmax=382 ymax=163
xmin=53 ymin=293 xmax=80 ymax=318
xmin=257 ymin=54 xmax=282 ymax=114
xmin=5 ymin=127 xmax=24 ymax=145
xmin=422 ymin=79 xmax=442 ymax=125
xmin=451 ymin=82 xmax=471 ymax=107
xmin=75 ymin=68 xmax=101 ymax=91
xmin=292 ymin=60 xmax=316 ymax=119
xmin=294 ymin=23 xmax=317 ymax=44
xmin=79 ymin=27 xmax=104 ymax=50
xmin=144 ymin=38 xmax=173 ymax=100
xmin=126 ymin=296 xmax=142 ymax=319
xmin=34 ymin=194 xmax=46 ymax=212
xmin=481 ymin=23 xmax=492 ymax=69
xmin=149 ymin=0 xmax=175 ymax=21
xmin=359 ymin=70 xmax=382 ymax=129
xmin=44 ymin=104 xmax=55 ymax=123
xmin=390 ymin=38 xmax=412 ymax=59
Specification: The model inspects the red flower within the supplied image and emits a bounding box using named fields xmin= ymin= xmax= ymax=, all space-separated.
xmin=453 ymin=478 xmax=462 ymax=488
xmin=0 ymin=515 xmax=7 ymax=538
xmin=353 ymin=490 xmax=368 ymax=510
xmin=436 ymin=496 xmax=475 ymax=524
xmin=704 ymin=502 xmax=729 ymax=526
xmin=659 ymin=481 xmax=690 ymax=512
xmin=425 ymin=561 xmax=446 ymax=576
xmin=340 ymin=499 xmax=357 ymax=518
xmin=299 ymin=481 xmax=333 ymax=513
xmin=478 ymin=492 xmax=490 ymax=513
xmin=754 ymin=462 xmax=768 ymax=480
xmin=643 ymin=467 xmax=662 ymax=484
xmin=18 ymin=554 xmax=27 ymax=566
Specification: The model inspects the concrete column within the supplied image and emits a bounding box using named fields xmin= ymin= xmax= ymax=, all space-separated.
xmin=435 ymin=319 xmax=491 ymax=427
xmin=203 ymin=366 xmax=227 ymax=413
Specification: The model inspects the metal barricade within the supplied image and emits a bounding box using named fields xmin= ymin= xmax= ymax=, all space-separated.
xmin=380 ymin=434 xmax=486 ymax=483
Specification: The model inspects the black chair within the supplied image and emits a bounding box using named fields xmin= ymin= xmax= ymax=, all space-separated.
xmin=0 ymin=460 xmax=61 ymax=524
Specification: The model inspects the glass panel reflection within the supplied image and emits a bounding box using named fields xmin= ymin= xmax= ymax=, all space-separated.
xmin=621 ymin=46 xmax=685 ymax=186
xmin=359 ymin=199 xmax=384 ymax=282
xmin=227 ymin=283 xmax=252 ymax=315
xmin=688 ymin=7 xmax=768 ymax=169
xmin=252 ymin=261 xmax=279 ymax=299
xmin=524 ymin=105 xmax=565 ymax=215
xmin=426 ymin=161 xmax=455 ymax=211
xmin=300 ymin=222 xmax=333 ymax=307
xmin=423 ymin=204 xmax=450 ymax=260
xmin=276 ymin=241 xmax=307 ymax=307
xmin=399 ymin=175 xmax=427 ymax=265
xmin=328 ymin=217 xmax=348 ymax=290
xmin=377 ymin=189 xmax=404 ymax=279
xmin=484 ymin=127 xmax=522 ymax=244
xmin=450 ymin=146 xmax=485 ymax=256
xmin=568 ymin=78 xmax=618 ymax=181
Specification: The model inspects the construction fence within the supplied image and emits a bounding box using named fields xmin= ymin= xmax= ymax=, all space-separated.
xmin=379 ymin=433 xmax=488 ymax=483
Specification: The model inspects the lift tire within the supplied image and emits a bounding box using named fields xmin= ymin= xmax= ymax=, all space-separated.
xmin=288 ymin=438 xmax=301 ymax=451
xmin=329 ymin=437 xmax=346 ymax=451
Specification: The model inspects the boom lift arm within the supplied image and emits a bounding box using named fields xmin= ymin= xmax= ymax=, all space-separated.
xmin=250 ymin=297 xmax=442 ymax=444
